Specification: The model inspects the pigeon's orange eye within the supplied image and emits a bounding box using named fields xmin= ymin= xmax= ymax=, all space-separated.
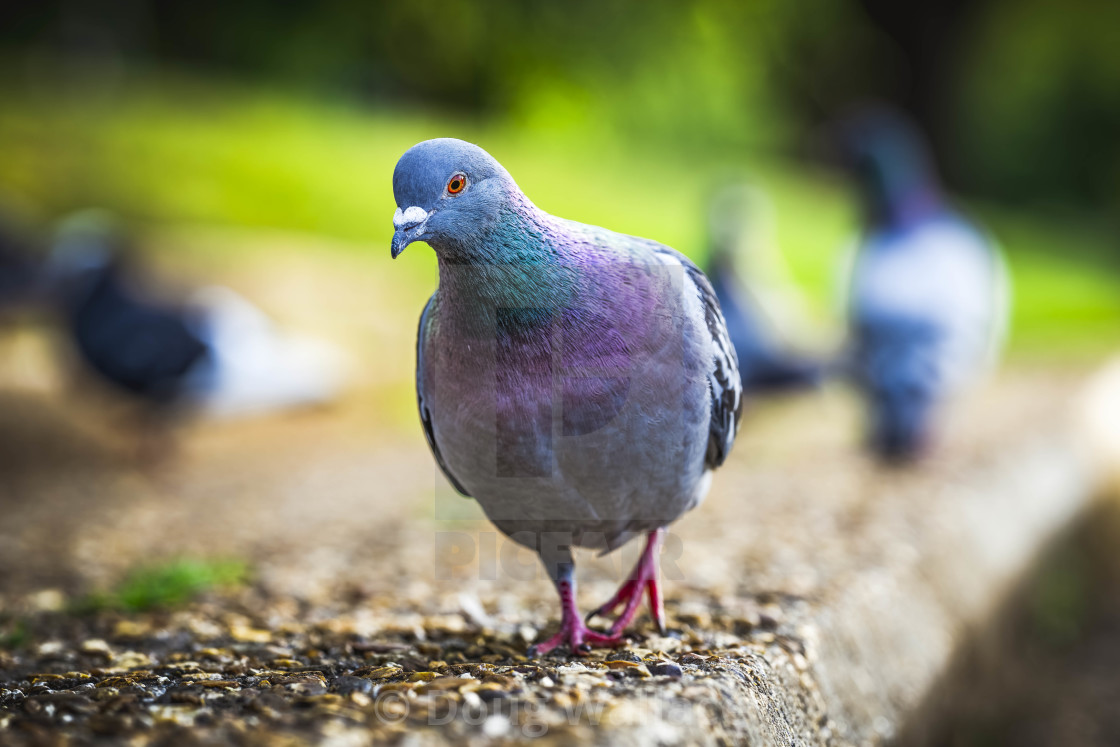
xmin=447 ymin=174 xmax=467 ymax=194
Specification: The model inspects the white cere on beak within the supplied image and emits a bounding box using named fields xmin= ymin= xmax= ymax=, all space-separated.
xmin=394 ymin=206 xmax=430 ymax=229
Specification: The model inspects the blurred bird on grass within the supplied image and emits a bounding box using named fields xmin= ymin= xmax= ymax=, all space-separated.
xmin=836 ymin=108 xmax=1010 ymax=463
xmin=705 ymin=183 xmax=826 ymax=395
xmin=42 ymin=211 xmax=351 ymax=460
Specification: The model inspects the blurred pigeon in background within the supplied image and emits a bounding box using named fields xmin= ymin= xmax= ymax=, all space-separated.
xmin=705 ymin=184 xmax=823 ymax=394
xmin=392 ymin=139 xmax=742 ymax=655
xmin=839 ymin=108 xmax=1009 ymax=462
xmin=48 ymin=211 xmax=348 ymax=422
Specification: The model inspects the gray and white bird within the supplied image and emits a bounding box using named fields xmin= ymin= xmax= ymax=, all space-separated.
xmin=706 ymin=184 xmax=824 ymax=394
xmin=391 ymin=139 xmax=742 ymax=655
xmin=48 ymin=212 xmax=348 ymax=421
xmin=840 ymin=110 xmax=1009 ymax=461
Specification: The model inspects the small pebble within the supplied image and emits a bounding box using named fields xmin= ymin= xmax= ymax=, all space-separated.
xmin=646 ymin=661 xmax=684 ymax=678
xmin=482 ymin=714 xmax=510 ymax=738
xmin=80 ymin=640 xmax=112 ymax=657
xmin=610 ymin=650 xmax=642 ymax=663
xmin=331 ymin=676 xmax=372 ymax=695
xmin=477 ymin=688 xmax=509 ymax=702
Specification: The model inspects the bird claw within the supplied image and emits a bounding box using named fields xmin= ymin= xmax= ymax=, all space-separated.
xmin=528 ymin=620 xmax=624 ymax=658
xmin=587 ymin=530 xmax=667 ymax=637
xmin=585 ymin=579 xmax=638 ymax=626
xmin=590 ymin=578 xmax=662 ymax=637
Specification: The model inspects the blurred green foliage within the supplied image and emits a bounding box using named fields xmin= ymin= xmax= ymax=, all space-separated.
xmin=4 ymin=0 xmax=1119 ymax=218
xmin=0 ymin=619 xmax=30 ymax=651
xmin=76 ymin=558 xmax=249 ymax=613
xmin=957 ymin=0 xmax=1120 ymax=211
xmin=0 ymin=0 xmax=789 ymax=150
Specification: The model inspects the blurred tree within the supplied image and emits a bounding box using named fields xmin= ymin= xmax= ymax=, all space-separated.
xmin=1 ymin=0 xmax=1118 ymax=225
xmin=769 ymin=0 xmax=1120 ymax=226
xmin=855 ymin=0 xmax=985 ymax=186
xmin=955 ymin=0 xmax=1120 ymax=218
xmin=0 ymin=0 xmax=784 ymax=147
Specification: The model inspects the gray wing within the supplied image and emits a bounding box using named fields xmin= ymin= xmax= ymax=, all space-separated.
xmin=416 ymin=295 xmax=472 ymax=497
xmin=650 ymin=244 xmax=744 ymax=469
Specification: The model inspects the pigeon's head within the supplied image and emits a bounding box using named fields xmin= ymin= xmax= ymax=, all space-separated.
xmin=45 ymin=210 xmax=127 ymax=301
xmin=390 ymin=138 xmax=517 ymax=259
xmin=706 ymin=183 xmax=774 ymax=266
xmin=834 ymin=107 xmax=939 ymax=226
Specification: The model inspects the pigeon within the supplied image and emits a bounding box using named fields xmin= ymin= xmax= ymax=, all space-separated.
xmin=391 ymin=139 xmax=742 ymax=655
xmin=839 ymin=110 xmax=1008 ymax=461
xmin=705 ymin=185 xmax=823 ymax=393
xmin=47 ymin=212 xmax=347 ymax=420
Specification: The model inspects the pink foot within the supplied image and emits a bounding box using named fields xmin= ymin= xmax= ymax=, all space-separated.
xmin=528 ymin=617 xmax=624 ymax=657
xmin=528 ymin=566 xmax=624 ymax=657
xmin=586 ymin=529 xmax=666 ymax=636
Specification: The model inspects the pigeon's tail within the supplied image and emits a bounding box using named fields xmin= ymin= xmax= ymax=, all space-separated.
xmin=183 ymin=286 xmax=350 ymax=418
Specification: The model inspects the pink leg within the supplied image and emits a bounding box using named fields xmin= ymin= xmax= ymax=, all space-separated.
xmin=586 ymin=529 xmax=666 ymax=636
xmin=529 ymin=557 xmax=625 ymax=657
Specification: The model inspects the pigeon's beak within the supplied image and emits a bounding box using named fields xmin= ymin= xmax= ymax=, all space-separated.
xmin=391 ymin=206 xmax=430 ymax=259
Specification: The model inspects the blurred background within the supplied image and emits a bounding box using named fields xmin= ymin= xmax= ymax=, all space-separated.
xmin=1 ymin=1 xmax=1119 ymax=744
xmin=1 ymin=0 xmax=1119 ymax=353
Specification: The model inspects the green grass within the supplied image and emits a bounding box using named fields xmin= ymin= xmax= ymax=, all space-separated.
xmin=978 ymin=208 xmax=1120 ymax=358
xmin=0 ymin=619 xmax=30 ymax=651
xmin=76 ymin=558 xmax=249 ymax=613
xmin=1 ymin=68 xmax=1117 ymax=354
xmin=1028 ymin=542 xmax=1092 ymax=648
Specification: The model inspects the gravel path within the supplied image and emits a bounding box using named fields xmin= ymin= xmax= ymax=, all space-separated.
xmin=0 ymin=361 xmax=1088 ymax=745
